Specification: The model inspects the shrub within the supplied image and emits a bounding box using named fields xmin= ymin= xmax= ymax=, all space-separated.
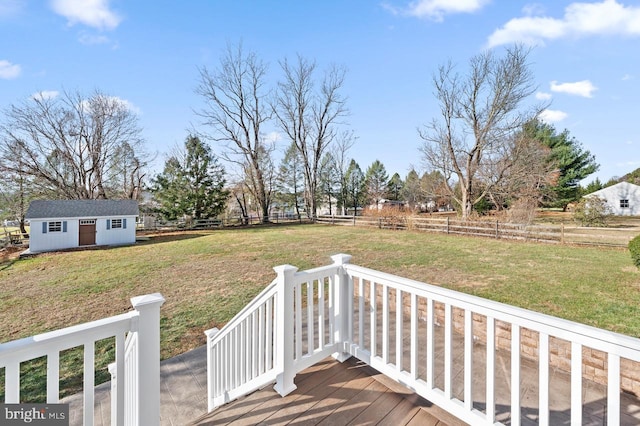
xmin=507 ymin=197 xmax=538 ymax=225
xmin=573 ymin=196 xmax=611 ymax=227
xmin=629 ymin=235 xmax=640 ymax=268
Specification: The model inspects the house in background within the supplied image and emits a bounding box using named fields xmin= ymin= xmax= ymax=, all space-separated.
xmin=25 ymin=199 xmax=139 ymax=253
xmin=586 ymin=181 xmax=640 ymax=216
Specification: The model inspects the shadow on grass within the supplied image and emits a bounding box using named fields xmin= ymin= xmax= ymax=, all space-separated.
xmin=0 ymin=258 xmax=17 ymax=271
xmin=137 ymin=220 xmax=312 ymax=240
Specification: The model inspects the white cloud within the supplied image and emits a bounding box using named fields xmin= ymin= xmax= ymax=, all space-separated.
xmin=0 ymin=60 xmax=21 ymax=79
xmin=78 ymin=32 xmax=110 ymax=45
xmin=50 ymin=0 xmax=121 ymax=30
xmin=110 ymin=97 xmax=141 ymax=115
xmin=487 ymin=0 xmax=640 ymax=47
xmin=550 ymin=80 xmax=597 ymax=98
xmin=535 ymin=91 xmax=552 ymax=100
xmin=78 ymin=96 xmax=141 ymax=115
xmin=388 ymin=0 xmax=491 ymax=21
xmin=539 ymin=109 xmax=568 ymax=123
xmin=522 ymin=3 xmax=546 ymax=16
xmin=622 ymin=74 xmax=633 ymax=81
xmin=263 ymin=131 xmax=282 ymax=144
xmin=31 ymin=91 xmax=60 ymax=101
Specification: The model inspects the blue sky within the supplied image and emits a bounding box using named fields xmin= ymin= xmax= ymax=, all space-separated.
xmin=1 ymin=0 xmax=639 ymax=184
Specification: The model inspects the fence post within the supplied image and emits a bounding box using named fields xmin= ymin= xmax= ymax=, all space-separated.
xmin=273 ymin=264 xmax=299 ymax=397
xmin=331 ymin=254 xmax=353 ymax=362
xmin=496 ymin=220 xmax=499 ymax=239
xmin=131 ymin=293 xmax=165 ymax=426
xmin=561 ymin=223 xmax=565 ymax=244
xmin=446 ymin=216 xmax=450 ymax=234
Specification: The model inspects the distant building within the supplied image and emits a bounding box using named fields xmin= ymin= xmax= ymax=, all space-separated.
xmin=585 ymin=182 xmax=640 ymax=216
xmin=25 ymin=199 xmax=139 ymax=253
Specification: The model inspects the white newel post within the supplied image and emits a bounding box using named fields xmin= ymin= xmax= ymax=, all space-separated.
xmin=331 ymin=253 xmax=352 ymax=362
xmin=204 ymin=327 xmax=219 ymax=412
xmin=273 ymin=264 xmax=298 ymax=397
xmin=131 ymin=293 xmax=165 ymax=426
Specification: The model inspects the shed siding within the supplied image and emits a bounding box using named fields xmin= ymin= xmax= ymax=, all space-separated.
xmin=28 ymin=216 xmax=137 ymax=253
xmin=29 ymin=219 xmax=79 ymax=252
xmin=96 ymin=216 xmax=137 ymax=246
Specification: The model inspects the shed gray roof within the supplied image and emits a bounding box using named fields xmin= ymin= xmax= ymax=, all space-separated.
xmin=26 ymin=199 xmax=139 ymax=219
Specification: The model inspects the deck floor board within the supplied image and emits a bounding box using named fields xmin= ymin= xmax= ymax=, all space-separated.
xmin=190 ymin=357 xmax=452 ymax=426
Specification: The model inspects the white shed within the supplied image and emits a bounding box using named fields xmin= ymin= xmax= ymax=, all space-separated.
xmin=25 ymin=199 xmax=139 ymax=253
xmin=585 ymin=181 xmax=640 ymax=216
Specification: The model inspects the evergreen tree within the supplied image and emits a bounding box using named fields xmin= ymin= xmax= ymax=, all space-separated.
xmin=345 ymin=159 xmax=365 ymax=214
xmin=582 ymin=178 xmax=604 ymax=195
xmin=364 ymin=160 xmax=389 ymax=206
xmin=401 ymin=169 xmax=421 ymax=210
xmin=152 ymin=135 xmax=228 ymax=220
xmin=318 ymin=153 xmax=339 ymax=215
xmin=387 ymin=173 xmax=403 ymax=202
xmin=524 ymin=119 xmax=599 ymax=210
xmin=276 ymin=142 xmax=305 ymax=217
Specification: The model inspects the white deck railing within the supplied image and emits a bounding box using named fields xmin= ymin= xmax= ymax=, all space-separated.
xmin=204 ymin=254 xmax=351 ymax=410
xmin=0 ymin=293 xmax=164 ymax=426
xmin=343 ymin=263 xmax=640 ymax=425
xmin=206 ymin=255 xmax=640 ymax=425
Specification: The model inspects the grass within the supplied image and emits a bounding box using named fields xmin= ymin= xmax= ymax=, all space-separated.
xmin=1 ymin=223 xmax=639 ymax=401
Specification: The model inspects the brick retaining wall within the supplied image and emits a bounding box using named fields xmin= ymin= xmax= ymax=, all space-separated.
xmin=364 ymin=281 xmax=640 ymax=395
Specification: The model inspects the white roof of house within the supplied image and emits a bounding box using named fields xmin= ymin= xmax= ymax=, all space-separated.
xmin=587 ymin=181 xmax=640 ymax=198
xmin=25 ymin=199 xmax=139 ymax=219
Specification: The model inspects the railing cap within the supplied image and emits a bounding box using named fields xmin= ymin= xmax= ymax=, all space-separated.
xmin=331 ymin=253 xmax=352 ymax=265
xmin=204 ymin=327 xmax=220 ymax=339
xmin=273 ymin=264 xmax=298 ymax=275
xmin=131 ymin=293 xmax=165 ymax=310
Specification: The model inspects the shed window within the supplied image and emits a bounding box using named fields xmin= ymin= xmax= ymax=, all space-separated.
xmin=48 ymin=221 xmax=62 ymax=232
xmin=111 ymin=219 xmax=123 ymax=229
xmin=620 ymin=199 xmax=630 ymax=208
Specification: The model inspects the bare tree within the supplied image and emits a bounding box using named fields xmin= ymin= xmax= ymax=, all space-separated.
xmin=419 ymin=45 xmax=546 ymax=218
xmin=330 ymin=131 xmax=356 ymax=214
xmin=108 ymin=141 xmax=148 ymax=200
xmin=227 ymin=180 xmax=250 ymax=224
xmin=0 ymin=169 xmax=34 ymax=233
xmin=0 ymin=90 xmax=146 ymax=200
xmin=196 ymin=43 xmax=274 ymax=223
xmin=274 ymin=55 xmax=348 ymax=219
xmin=486 ymin=131 xmax=555 ymax=219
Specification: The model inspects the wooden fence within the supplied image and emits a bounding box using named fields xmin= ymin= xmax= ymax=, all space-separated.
xmin=316 ymin=215 xmax=636 ymax=247
xmin=137 ymin=214 xmax=309 ymax=231
xmin=0 ymin=230 xmax=26 ymax=249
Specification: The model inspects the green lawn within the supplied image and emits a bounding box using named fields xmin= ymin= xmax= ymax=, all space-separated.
xmin=1 ymin=224 xmax=639 ymax=400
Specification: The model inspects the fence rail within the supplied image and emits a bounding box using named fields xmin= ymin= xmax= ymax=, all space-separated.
xmin=343 ymin=262 xmax=640 ymax=426
xmin=317 ymin=215 xmax=634 ymax=247
xmin=205 ymin=255 xmax=640 ymax=426
xmin=204 ymin=258 xmax=348 ymax=410
xmin=0 ymin=293 xmax=165 ymax=426
xmin=138 ymin=214 xmax=309 ymax=231
xmin=0 ymin=230 xmax=25 ymax=249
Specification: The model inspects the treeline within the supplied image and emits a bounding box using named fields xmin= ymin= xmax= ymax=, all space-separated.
xmin=0 ymin=43 xmax=602 ymax=231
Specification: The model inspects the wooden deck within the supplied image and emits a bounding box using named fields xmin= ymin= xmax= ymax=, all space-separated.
xmin=190 ymin=357 xmax=463 ymax=426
